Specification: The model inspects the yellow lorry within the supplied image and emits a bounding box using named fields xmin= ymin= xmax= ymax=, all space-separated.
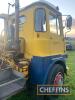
xmin=0 ymin=0 xmax=72 ymax=99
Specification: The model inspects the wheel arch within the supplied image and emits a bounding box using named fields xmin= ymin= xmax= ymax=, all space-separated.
xmin=44 ymin=59 xmax=67 ymax=84
xmin=54 ymin=60 xmax=67 ymax=74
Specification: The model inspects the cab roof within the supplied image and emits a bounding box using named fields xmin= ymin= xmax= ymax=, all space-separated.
xmin=8 ymin=1 xmax=61 ymax=17
xmin=21 ymin=1 xmax=61 ymax=15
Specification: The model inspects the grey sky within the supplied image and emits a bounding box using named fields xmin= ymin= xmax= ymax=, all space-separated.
xmin=0 ymin=0 xmax=74 ymax=18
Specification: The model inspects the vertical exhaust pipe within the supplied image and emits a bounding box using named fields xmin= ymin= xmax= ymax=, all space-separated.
xmin=15 ymin=0 xmax=19 ymax=51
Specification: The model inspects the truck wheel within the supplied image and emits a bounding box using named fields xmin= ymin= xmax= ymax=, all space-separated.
xmin=46 ymin=64 xmax=64 ymax=100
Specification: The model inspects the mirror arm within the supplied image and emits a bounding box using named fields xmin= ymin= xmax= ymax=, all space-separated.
xmin=65 ymin=29 xmax=71 ymax=34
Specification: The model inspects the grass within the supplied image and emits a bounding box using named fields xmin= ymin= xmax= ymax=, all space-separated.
xmin=8 ymin=51 xmax=75 ymax=100
xmin=58 ymin=51 xmax=75 ymax=100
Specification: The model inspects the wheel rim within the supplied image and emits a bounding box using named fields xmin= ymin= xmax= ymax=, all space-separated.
xmin=54 ymin=72 xmax=63 ymax=85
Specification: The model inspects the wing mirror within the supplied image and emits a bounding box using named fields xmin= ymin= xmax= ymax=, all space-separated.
xmin=66 ymin=15 xmax=72 ymax=29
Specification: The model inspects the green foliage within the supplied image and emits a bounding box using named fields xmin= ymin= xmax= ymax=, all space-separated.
xmin=58 ymin=51 xmax=75 ymax=100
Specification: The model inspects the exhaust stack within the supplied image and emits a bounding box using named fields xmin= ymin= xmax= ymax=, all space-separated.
xmin=15 ymin=0 xmax=19 ymax=51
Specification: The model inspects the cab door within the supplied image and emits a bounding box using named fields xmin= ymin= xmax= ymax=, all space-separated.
xmin=34 ymin=7 xmax=53 ymax=56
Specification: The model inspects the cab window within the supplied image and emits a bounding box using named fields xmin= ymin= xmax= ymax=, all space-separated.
xmin=19 ymin=16 xmax=26 ymax=31
xmin=35 ymin=8 xmax=46 ymax=32
xmin=49 ymin=14 xmax=60 ymax=35
xmin=19 ymin=16 xmax=26 ymax=24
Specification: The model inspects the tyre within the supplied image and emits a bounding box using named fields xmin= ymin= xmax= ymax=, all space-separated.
xmin=45 ymin=64 xmax=64 ymax=100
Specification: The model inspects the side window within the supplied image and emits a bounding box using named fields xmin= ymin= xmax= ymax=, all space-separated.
xmin=49 ymin=14 xmax=60 ymax=35
xmin=19 ymin=16 xmax=26 ymax=31
xmin=19 ymin=16 xmax=26 ymax=24
xmin=35 ymin=8 xmax=46 ymax=32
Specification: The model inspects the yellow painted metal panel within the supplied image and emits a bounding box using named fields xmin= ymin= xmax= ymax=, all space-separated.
xmin=8 ymin=4 xmax=65 ymax=59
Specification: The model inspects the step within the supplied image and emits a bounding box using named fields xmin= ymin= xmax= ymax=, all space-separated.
xmin=0 ymin=68 xmax=26 ymax=99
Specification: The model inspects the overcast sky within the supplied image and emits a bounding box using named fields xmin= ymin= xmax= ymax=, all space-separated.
xmin=0 ymin=0 xmax=75 ymax=18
